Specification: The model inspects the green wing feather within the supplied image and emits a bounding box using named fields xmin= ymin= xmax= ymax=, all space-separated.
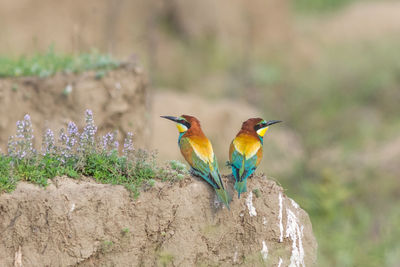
xmin=179 ymin=137 xmax=230 ymax=208
xmin=179 ymin=137 xmax=221 ymax=189
xmin=230 ymin=146 xmax=258 ymax=198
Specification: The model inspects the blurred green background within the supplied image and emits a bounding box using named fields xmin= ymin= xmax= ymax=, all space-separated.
xmin=1 ymin=0 xmax=400 ymax=265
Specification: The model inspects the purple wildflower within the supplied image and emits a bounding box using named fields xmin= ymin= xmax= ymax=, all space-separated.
xmin=102 ymin=132 xmax=119 ymax=155
xmin=102 ymin=132 xmax=112 ymax=151
xmin=8 ymin=114 xmax=36 ymax=159
xmin=42 ymin=129 xmax=55 ymax=156
xmin=67 ymin=122 xmax=78 ymax=148
xmin=58 ymin=128 xmax=70 ymax=162
xmin=84 ymin=109 xmax=97 ymax=142
xmin=114 ymin=140 xmax=119 ymax=151
xmin=78 ymin=109 xmax=97 ymax=154
xmin=123 ymin=132 xmax=135 ymax=158
xmin=7 ymin=136 xmax=17 ymax=157
xmin=102 ymin=132 xmax=112 ymax=152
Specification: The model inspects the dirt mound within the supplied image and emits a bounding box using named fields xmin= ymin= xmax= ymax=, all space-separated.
xmin=0 ymin=65 xmax=149 ymax=150
xmin=0 ymin=175 xmax=317 ymax=266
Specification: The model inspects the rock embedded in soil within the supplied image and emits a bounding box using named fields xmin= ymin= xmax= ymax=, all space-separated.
xmin=0 ymin=175 xmax=317 ymax=266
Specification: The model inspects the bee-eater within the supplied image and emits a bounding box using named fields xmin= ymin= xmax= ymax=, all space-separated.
xmin=229 ymin=118 xmax=281 ymax=198
xmin=161 ymin=115 xmax=231 ymax=209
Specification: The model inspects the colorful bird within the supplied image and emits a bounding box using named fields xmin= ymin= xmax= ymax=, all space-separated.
xmin=161 ymin=115 xmax=231 ymax=209
xmin=228 ymin=118 xmax=281 ymax=198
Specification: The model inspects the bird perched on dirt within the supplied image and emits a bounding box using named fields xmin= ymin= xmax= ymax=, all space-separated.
xmin=228 ymin=118 xmax=281 ymax=198
xmin=161 ymin=115 xmax=231 ymax=209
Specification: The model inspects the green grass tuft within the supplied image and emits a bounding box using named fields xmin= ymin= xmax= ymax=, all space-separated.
xmin=0 ymin=150 xmax=160 ymax=197
xmin=0 ymin=46 xmax=120 ymax=78
xmin=158 ymin=160 xmax=188 ymax=182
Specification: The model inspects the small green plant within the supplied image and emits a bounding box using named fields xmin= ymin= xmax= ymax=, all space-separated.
xmin=147 ymin=179 xmax=156 ymax=187
xmin=252 ymin=188 xmax=261 ymax=198
xmin=0 ymin=157 xmax=14 ymax=192
xmin=95 ymin=70 xmax=106 ymax=79
xmin=121 ymin=227 xmax=130 ymax=236
xmin=101 ymin=240 xmax=114 ymax=253
xmin=159 ymin=160 xmax=188 ymax=182
xmin=169 ymin=160 xmax=187 ymax=173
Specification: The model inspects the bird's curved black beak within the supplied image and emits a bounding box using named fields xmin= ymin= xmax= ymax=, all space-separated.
xmin=161 ymin=115 xmax=180 ymax=122
xmin=266 ymin=120 xmax=282 ymax=126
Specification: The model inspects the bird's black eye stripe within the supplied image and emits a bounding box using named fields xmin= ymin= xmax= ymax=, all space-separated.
xmin=254 ymin=123 xmax=267 ymax=131
xmin=178 ymin=120 xmax=191 ymax=129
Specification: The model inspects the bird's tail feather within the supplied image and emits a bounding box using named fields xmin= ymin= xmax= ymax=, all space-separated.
xmin=211 ymin=169 xmax=231 ymax=209
xmin=234 ymin=180 xmax=247 ymax=198
xmin=239 ymin=157 xmax=246 ymax=178
xmin=215 ymin=188 xmax=231 ymax=210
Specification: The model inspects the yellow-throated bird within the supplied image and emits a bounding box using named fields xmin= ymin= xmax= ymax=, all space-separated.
xmin=228 ymin=118 xmax=281 ymax=198
xmin=161 ymin=115 xmax=231 ymax=209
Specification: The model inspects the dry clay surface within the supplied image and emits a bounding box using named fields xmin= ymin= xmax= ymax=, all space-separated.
xmin=0 ymin=175 xmax=317 ymax=266
xmin=0 ymin=65 xmax=150 ymax=150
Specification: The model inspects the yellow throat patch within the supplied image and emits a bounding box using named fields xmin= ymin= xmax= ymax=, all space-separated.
xmin=256 ymin=126 xmax=268 ymax=137
xmin=176 ymin=123 xmax=188 ymax=133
